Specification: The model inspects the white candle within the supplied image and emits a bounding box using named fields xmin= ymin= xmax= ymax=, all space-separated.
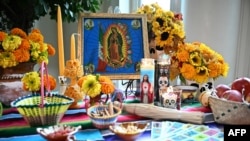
xmin=57 ymin=5 xmax=65 ymax=76
xmin=70 ymin=33 xmax=76 ymax=60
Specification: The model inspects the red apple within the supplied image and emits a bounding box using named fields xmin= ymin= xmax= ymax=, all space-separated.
xmin=221 ymin=89 xmax=243 ymax=102
xmin=231 ymin=77 xmax=250 ymax=95
xmin=215 ymin=84 xmax=231 ymax=98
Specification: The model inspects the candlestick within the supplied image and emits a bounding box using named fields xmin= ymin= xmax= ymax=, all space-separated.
xmin=77 ymin=34 xmax=81 ymax=65
xmin=57 ymin=5 xmax=65 ymax=76
xmin=70 ymin=33 xmax=76 ymax=60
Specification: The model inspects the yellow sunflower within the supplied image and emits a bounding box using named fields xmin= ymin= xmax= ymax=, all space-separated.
xmin=172 ymin=42 xmax=229 ymax=84
xmin=136 ymin=3 xmax=185 ymax=54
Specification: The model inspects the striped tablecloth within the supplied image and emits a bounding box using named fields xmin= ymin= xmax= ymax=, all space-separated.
xmin=0 ymin=96 xmax=212 ymax=138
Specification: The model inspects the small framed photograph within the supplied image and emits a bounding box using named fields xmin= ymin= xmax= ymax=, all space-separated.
xmin=78 ymin=13 xmax=149 ymax=79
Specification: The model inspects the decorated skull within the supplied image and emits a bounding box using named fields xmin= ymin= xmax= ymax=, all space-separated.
xmin=158 ymin=76 xmax=169 ymax=92
xmin=162 ymin=92 xmax=177 ymax=109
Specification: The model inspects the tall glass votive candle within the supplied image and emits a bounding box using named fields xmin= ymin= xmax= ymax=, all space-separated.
xmin=140 ymin=58 xmax=155 ymax=104
xmin=155 ymin=54 xmax=171 ymax=105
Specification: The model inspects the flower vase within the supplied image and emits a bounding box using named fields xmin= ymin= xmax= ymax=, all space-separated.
xmin=184 ymin=78 xmax=215 ymax=102
xmin=185 ymin=78 xmax=214 ymax=93
xmin=90 ymin=95 xmax=102 ymax=106
xmin=0 ymin=62 xmax=36 ymax=106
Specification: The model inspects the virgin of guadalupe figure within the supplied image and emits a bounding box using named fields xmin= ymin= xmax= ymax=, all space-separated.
xmin=140 ymin=74 xmax=154 ymax=104
xmin=108 ymin=27 xmax=123 ymax=65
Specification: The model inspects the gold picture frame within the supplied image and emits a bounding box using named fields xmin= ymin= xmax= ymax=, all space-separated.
xmin=78 ymin=13 xmax=149 ymax=80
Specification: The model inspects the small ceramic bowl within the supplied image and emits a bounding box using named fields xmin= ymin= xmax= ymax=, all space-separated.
xmin=36 ymin=124 xmax=81 ymax=141
xmin=109 ymin=122 xmax=149 ymax=141
xmin=87 ymin=105 xmax=121 ymax=129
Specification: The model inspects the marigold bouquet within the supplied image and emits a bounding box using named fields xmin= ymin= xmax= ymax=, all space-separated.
xmin=21 ymin=71 xmax=57 ymax=92
xmin=0 ymin=28 xmax=56 ymax=68
xmin=136 ymin=3 xmax=185 ymax=54
xmin=77 ymin=74 xmax=115 ymax=99
xmin=170 ymin=42 xmax=229 ymax=84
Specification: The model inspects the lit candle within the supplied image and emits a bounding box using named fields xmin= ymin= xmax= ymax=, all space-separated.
xmin=57 ymin=5 xmax=65 ymax=76
xmin=70 ymin=33 xmax=76 ymax=60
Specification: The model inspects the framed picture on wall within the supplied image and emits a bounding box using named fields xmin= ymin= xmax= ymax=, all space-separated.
xmin=78 ymin=13 xmax=149 ymax=79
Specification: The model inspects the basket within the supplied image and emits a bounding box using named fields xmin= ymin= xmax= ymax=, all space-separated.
xmin=10 ymin=62 xmax=74 ymax=127
xmin=87 ymin=105 xmax=121 ymax=129
xmin=209 ymin=96 xmax=250 ymax=125
xmin=0 ymin=102 xmax=2 ymax=117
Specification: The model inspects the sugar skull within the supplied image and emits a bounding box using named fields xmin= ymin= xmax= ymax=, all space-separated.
xmin=158 ymin=76 xmax=169 ymax=93
xmin=162 ymin=92 xmax=177 ymax=109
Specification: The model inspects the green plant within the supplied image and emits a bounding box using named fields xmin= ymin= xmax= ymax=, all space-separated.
xmin=0 ymin=0 xmax=103 ymax=33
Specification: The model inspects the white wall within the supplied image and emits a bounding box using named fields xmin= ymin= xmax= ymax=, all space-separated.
xmin=180 ymin=0 xmax=250 ymax=86
xmin=235 ymin=0 xmax=250 ymax=79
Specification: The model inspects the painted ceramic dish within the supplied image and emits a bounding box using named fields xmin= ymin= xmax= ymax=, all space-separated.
xmin=109 ymin=122 xmax=149 ymax=141
xmin=36 ymin=124 xmax=81 ymax=141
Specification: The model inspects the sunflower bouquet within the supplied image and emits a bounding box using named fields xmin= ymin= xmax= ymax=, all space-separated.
xmin=0 ymin=28 xmax=56 ymax=68
xmin=170 ymin=42 xmax=229 ymax=84
xmin=136 ymin=3 xmax=185 ymax=54
xmin=77 ymin=74 xmax=115 ymax=106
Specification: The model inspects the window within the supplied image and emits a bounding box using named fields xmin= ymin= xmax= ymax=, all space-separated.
xmin=140 ymin=0 xmax=170 ymax=10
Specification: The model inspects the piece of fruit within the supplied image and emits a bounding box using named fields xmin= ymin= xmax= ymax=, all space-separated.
xmin=221 ymin=89 xmax=243 ymax=102
xmin=231 ymin=77 xmax=250 ymax=95
xmin=215 ymin=84 xmax=231 ymax=98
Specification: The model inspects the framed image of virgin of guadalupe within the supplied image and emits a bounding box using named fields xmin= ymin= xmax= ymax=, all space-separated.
xmin=78 ymin=13 xmax=149 ymax=80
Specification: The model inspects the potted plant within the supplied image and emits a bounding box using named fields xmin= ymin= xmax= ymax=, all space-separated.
xmin=0 ymin=0 xmax=103 ymax=33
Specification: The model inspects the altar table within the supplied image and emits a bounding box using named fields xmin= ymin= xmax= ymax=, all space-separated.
xmin=0 ymin=97 xmax=224 ymax=140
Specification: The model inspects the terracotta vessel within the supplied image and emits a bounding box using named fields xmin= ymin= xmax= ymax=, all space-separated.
xmin=0 ymin=62 xmax=35 ymax=106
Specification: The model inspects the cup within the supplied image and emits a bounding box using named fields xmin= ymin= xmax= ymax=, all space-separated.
xmin=174 ymin=85 xmax=198 ymax=103
xmin=161 ymin=87 xmax=182 ymax=110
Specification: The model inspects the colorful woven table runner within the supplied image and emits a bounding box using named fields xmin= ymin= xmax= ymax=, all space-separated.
xmin=0 ymin=96 xmax=211 ymax=137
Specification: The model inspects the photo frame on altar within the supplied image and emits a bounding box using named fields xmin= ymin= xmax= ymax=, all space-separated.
xmin=78 ymin=13 xmax=149 ymax=80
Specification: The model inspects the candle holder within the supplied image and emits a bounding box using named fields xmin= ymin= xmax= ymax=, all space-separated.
xmin=155 ymin=54 xmax=171 ymax=106
xmin=58 ymin=76 xmax=67 ymax=95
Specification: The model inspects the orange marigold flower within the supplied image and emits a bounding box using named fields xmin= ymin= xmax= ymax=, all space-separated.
xmin=10 ymin=28 xmax=27 ymax=39
xmin=47 ymin=44 xmax=56 ymax=56
xmin=0 ymin=31 xmax=7 ymax=41
xmin=28 ymin=32 xmax=44 ymax=42
xmin=208 ymin=62 xmax=220 ymax=78
xmin=98 ymin=76 xmax=112 ymax=83
xmin=77 ymin=76 xmax=87 ymax=87
xmin=44 ymin=75 xmax=57 ymax=91
xmin=31 ymin=28 xmax=41 ymax=34
xmin=19 ymin=39 xmax=30 ymax=50
xmin=180 ymin=63 xmax=196 ymax=80
xmin=177 ymin=49 xmax=189 ymax=62
xmin=101 ymin=82 xmax=115 ymax=94
xmin=13 ymin=49 xmax=30 ymax=62
xmin=64 ymin=86 xmax=83 ymax=100
xmin=98 ymin=76 xmax=115 ymax=94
